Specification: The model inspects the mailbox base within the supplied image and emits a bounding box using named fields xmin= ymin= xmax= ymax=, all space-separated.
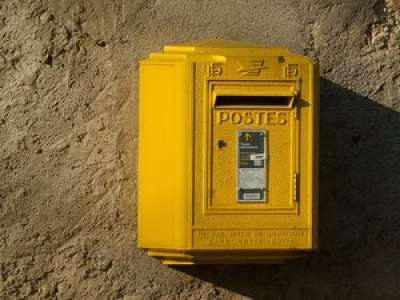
xmin=146 ymin=249 xmax=312 ymax=265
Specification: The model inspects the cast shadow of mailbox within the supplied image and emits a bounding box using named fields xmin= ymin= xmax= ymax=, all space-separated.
xmin=175 ymin=78 xmax=400 ymax=299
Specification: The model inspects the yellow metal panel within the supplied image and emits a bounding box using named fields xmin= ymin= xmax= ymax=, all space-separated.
xmin=137 ymin=61 xmax=192 ymax=249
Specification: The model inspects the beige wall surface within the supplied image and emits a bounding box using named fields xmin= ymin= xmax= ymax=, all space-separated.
xmin=1 ymin=0 xmax=400 ymax=299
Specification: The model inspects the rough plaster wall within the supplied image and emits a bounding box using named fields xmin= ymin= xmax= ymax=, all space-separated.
xmin=0 ymin=0 xmax=399 ymax=299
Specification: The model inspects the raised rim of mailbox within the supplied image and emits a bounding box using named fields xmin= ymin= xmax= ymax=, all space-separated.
xmin=206 ymin=81 xmax=300 ymax=214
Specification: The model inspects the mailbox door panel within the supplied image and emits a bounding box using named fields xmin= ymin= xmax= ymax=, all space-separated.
xmin=192 ymin=69 xmax=314 ymax=251
xmin=211 ymin=107 xmax=294 ymax=210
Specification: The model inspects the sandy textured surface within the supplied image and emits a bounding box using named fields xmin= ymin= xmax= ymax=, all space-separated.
xmin=1 ymin=0 xmax=400 ymax=299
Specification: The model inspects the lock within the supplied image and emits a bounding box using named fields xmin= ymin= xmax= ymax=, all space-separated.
xmin=217 ymin=140 xmax=227 ymax=149
xmin=138 ymin=40 xmax=319 ymax=264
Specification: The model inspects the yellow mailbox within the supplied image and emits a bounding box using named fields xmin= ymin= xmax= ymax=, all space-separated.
xmin=138 ymin=40 xmax=319 ymax=264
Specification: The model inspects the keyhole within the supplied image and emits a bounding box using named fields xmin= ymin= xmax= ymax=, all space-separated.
xmin=218 ymin=140 xmax=227 ymax=149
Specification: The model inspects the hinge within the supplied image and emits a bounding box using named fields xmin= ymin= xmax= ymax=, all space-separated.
xmin=294 ymin=105 xmax=299 ymax=119
xmin=292 ymin=172 xmax=298 ymax=202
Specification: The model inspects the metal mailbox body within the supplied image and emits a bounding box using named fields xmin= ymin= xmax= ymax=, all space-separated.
xmin=138 ymin=40 xmax=319 ymax=265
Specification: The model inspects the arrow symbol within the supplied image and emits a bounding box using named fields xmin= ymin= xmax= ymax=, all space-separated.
xmin=244 ymin=133 xmax=252 ymax=141
xmin=236 ymin=59 xmax=268 ymax=76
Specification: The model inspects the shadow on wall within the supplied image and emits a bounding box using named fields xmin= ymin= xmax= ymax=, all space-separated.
xmin=174 ymin=78 xmax=400 ymax=299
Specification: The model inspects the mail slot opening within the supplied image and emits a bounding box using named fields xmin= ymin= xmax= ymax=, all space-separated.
xmin=215 ymin=95 xmax=293 ymax=107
